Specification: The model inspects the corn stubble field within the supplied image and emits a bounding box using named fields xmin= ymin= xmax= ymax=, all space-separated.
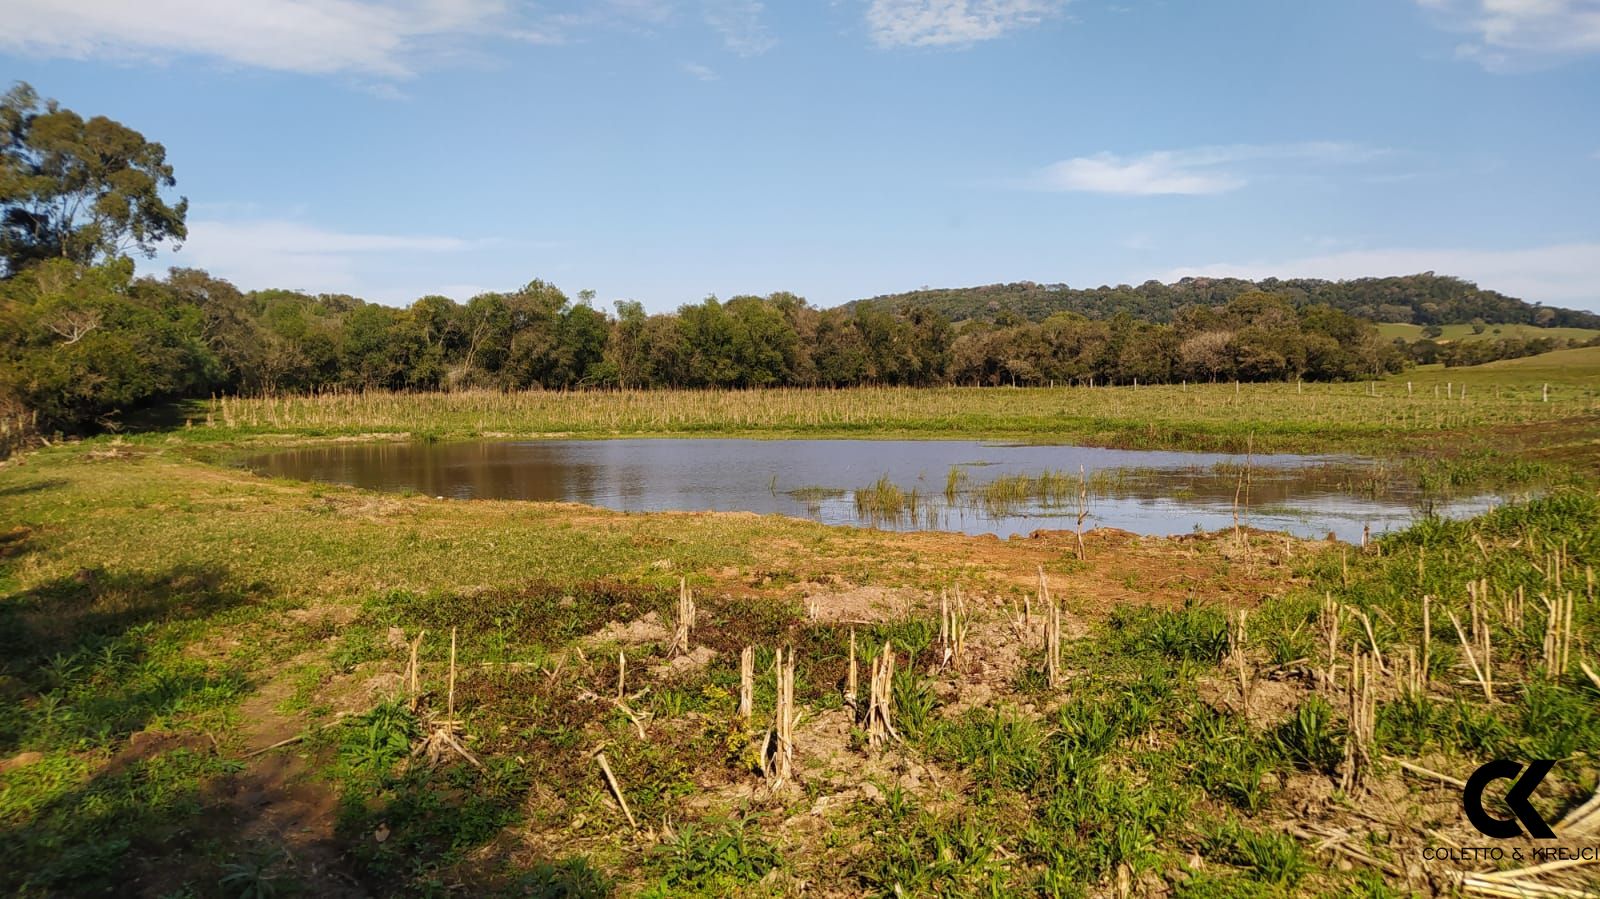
xmin=2 ymin=358 xmax=1600 ymax=897
xmin=197 ymin=374 xmax=1597 ymax=456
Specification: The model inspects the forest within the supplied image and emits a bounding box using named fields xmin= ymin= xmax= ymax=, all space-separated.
xmin=852 ymin=274 xmax=1600 ymax=330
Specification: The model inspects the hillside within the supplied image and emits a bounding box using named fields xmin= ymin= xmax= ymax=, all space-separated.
xmin=1375 ymin=322 xmax=1600 ymax=343
xmin=850 ymin=273 xmax=1600 ymax=330
xmin=1473 ymin=344 xmax=1600 ymax=375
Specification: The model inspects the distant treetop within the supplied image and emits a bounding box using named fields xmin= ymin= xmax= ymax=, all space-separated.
xmin=847 ymin=273 xmax=1600 ymax=331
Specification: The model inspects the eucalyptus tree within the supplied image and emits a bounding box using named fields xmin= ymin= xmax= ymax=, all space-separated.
xmin=1 ymin=82 xmax=188 ymax=276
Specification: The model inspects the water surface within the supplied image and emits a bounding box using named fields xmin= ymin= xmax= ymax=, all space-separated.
xmin=243 ymin=439 xmax=1500 ymax=542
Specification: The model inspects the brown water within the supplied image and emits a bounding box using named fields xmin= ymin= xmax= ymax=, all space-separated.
xmin=241 ymin=439 xmax=1502 ymax=542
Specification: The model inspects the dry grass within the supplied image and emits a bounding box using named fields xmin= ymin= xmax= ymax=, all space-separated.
xmin=191 ymin=377 xmax=1600 ymax=455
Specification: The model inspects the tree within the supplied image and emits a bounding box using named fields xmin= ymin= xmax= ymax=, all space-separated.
xmin=0 ymin=258 xmax=215 ymax=430
xmin=164 ymin=267 xmax=261 ymax=391
xmin=1 ymin=83 xmax=188 ymax=276
xmin=554 ymin=302 xmax=609 ymax=387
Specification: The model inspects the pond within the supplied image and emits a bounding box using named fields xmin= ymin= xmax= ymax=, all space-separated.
xmin=242 ymin=439 xmax=1502 ymax=542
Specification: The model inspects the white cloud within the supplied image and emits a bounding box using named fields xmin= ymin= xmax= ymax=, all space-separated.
xmin=682 ymin=61 xmax=720 ymax=80
xmin=866 ymin=0 xmax=1067 ymax=47
xmin=1418 ymin=0 xmax=1600 ymax=70
xmin=0 ymin=0 xmax=511 ymax=78
xmin=1041 ymin=153 xmax=1244 ymax=196
xmin=155 ymin=219 xmax=477 ymax=295
xmin=1034 ymin=143 xmax=1382 ymax=196
xmin=1162 ymin=242 xmax=1600 ymax=307
xmin=704 ymin=0 xmax=777 ymax=55
xmin=0 ymin=0 xmax=704 ymax=81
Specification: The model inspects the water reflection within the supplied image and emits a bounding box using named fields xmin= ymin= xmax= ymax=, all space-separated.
xmin=242 ymin=439 xmax=1504 ymax=542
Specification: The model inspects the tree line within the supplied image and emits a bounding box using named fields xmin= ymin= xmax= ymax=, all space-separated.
xmin=2 ymin=257 xmax=1414 ymax=431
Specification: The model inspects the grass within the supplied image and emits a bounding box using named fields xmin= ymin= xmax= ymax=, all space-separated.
xmin=1375 ymin=322 xmax=1600 ymax=344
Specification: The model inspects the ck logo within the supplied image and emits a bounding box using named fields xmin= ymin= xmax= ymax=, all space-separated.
xmin=1464 ymin=760 xmax=1556 ymax=839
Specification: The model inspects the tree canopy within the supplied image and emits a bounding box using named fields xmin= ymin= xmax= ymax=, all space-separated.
xmin=851 ymin=273 xmax=1600 ymax=331
xmin=1 ymin=82 xmax=188 ymax=276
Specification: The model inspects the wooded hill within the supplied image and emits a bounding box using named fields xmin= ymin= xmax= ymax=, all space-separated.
xmin=849 ymin=274 xmax=1600 ymax=330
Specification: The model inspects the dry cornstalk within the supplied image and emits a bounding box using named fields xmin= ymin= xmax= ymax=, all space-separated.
xmin=1543 ymin=591 xmax=1574 ymax=677
xmin=939 ymin=587 xmax=969 ymax=669
xmin=939 ymin=589 xmax=951 ymax=668
xmin=1043 ymin=573 xmax=1062 ymax=689
xmin=1228 ymin=609 xmax=1251 ymax=712
xmin=616 ymin=650 xmax=626 ymax=701
xmin=1285 ymin=824 xmax=1401 ymax=878
xmin=844 ymin=632 xmax=858 ymax=715
xmin=1075 ymin=465 xmax=1089 ymax=561
xmin=613 ymin=699 xmax=648 ymax=739
xmin=1556 ymin=785 xmax=1600 ymax=837
xmin=1581 ymin=660 xmax=1600 ymax=693
xmin=952 ymin=586 xmax=968 ymax=663
xmin=1391 ymin=758 xmax=1466 ymax=789
xmin=406 ymin=629 xmax=425 ymax=710
xmin=1459 ymin=874 xmax=1592 ymax=898
xmin=1447 ymin=608 xmax=1494 ymax=701
xmin=763 ymin=647 xmax=795 ymax=787
xmin=866 ymin=641 xmax=898 ymax=749
xmin=594 ymin=751 xmax=639 ymax=832
xmin=1320 ymin=594 xmax=1342 ymax=686
xmin=1421 ymin=594 xmax=1432 ymax=688
xmin=409 ymin=624 xmax=485 ymax=770
xmin=670 ymin=577 xmax=696 ymax=657
xmin=1401 ymin=645 xmax=1423 ymax=698
xmin=739 ymin=645 xmax=755 ymax=721
xmin=1504 ymin=584 xmax=1525 ymax=631
xmin=1468 ymin=593 xmax=1493 ymax=694
xmin=447 ymin=626 xmax=458 ymax=725
xmin=1350 ymin=607 xmax=1386 ymax=673
xmin=1481 ymin=856 xmax=1600 ymax=884
xmin=414 ymin=724 xmax=483 ymax=770
xmin=1341 ymin=650 xmax=1375 ymax=792
xmin=1232 ymin=464 xmax=1245 ymax=542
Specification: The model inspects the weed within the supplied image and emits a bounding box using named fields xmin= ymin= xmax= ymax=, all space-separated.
xmin=1275 ymin=696 xmax=1342 ymax=775
xmin=1201 ymin=820 xmax=1308 ymax=888
xmin=642 ymin=821 xmax=781 ymax=896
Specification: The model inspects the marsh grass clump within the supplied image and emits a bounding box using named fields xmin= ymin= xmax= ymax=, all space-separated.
xmin=943 ymin=465 xmax=968 ymax=502
xmin=972 ymin=469 xmax=1077 ymax=515
xmin=853 ymin=475 xmax=907 ymax=522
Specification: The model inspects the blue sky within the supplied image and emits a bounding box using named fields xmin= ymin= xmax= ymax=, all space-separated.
xmin=4 ymin=0 xmax=1599 ymax=311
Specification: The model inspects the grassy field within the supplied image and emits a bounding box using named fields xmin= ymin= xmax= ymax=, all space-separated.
xmin=1376 ymin=322 xmax=1600 ymax=344
xmin=3 ymin=362 xmax=1600 ymax=896
xmin=158 ymin=367 xmax=1600 ymax=460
